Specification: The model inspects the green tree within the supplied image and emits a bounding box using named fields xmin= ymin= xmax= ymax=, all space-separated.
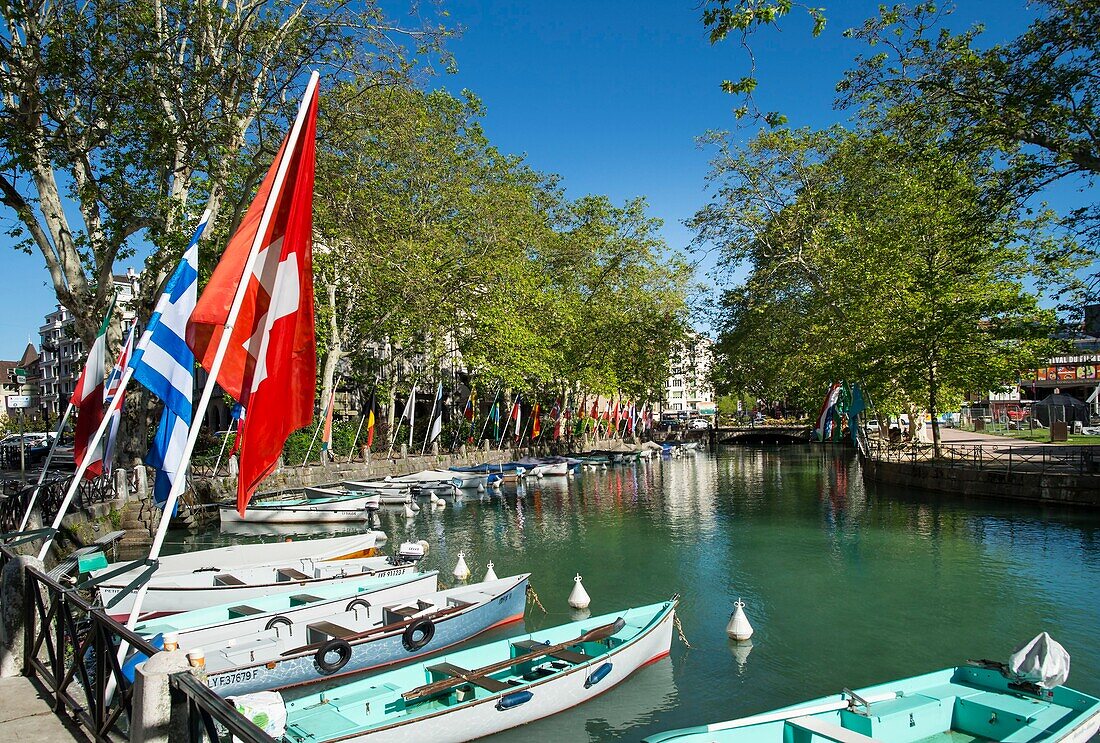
xmin=696 ymin=126 xmax=1070 ymax=450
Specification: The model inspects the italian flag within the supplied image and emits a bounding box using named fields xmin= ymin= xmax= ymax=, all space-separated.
xmin=72 ymin=305 xmax=113 ymax=480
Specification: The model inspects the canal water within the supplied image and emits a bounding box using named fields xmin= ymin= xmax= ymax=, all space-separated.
xmin=176 ymin=446 xmax=1100 ymax=741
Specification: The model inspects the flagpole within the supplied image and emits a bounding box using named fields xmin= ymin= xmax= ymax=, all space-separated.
xmin=497 ymin=395 xmax=516 ymax=450
xmin=421 ymin=383 xmax=439 ymax=455
xmin=212 ymin=415 xmax=239 ymax=476
xmin=37 ymin=365 xmax=133 ymax=560
xmin=302 ymin=387 xmax=334 ymax=466
xmin=387 ymin=379 xmax=416 ymax=457
xmin=119 ymin=71 xmax=321 ymax=631
xmin=16 ymin=401 xmax=73 ymax=533
xmin=475 ymin=387 xmax=500 ymax=447
xmin=347 ymin=413 xmax=366 ymax=464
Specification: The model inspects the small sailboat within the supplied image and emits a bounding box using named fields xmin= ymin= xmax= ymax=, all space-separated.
xmin=645 ymin=634 xmax=1100 ymax=743
xmin=277 ymin=600 xmax=676 ymax=743
xmin=341 ymin=480 xmax=414 ymax=504
xmin=197 ymin=574 xmax=529 ymax=696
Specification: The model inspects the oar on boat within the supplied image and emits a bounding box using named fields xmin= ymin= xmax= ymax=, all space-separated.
xmin=402 ymin=617 xmax=626 ymax=702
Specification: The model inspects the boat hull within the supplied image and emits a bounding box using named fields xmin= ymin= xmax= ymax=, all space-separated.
xmin=283 ymin=602 xmax=676 ymax=743
xmin=99 ymin=560 xmax=415 ymax=620
xmin=219 ymin=502 xmax=377 ymax=525
xmin=206 ymin=576 xmax=529 ymax=696
xmin=644 ymin=664 xmax=1100 ymax=743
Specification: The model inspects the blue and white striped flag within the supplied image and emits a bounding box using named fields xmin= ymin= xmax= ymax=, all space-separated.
xmin=130 ymin=213 xmax=207 ymax=508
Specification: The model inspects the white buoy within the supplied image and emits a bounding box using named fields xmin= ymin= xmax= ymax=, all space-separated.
xmin=726 ymin=597 xmax=754 ymax=641
xmin=568 ymin=574 xmax=591 ymax=609
xmin=484 ymin=560 xmax=498 ymax=581
xmin=403 ymin=500 xmax=416 ymax=518
xmin=477 ymin=483 xmax=486 ymax=493
xmin=435 ymin=498 xmax=446 ymax=510
xmin=453 ymin=552 xmax=471 ymax=581
xmin=430 ymin=492 xmax=440 ymax=506
xmin=417 ymin=539 xmax=430 ymax=555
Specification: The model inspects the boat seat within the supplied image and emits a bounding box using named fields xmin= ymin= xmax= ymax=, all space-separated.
xmin=426 ymin=662 xmax=509 ymax=693
xmin=787 ymin=716 xmax=883 ymax=743
xmin=214 ymin=573 xmax=245 ymax=586
xmin=290 ymin=594 xmax=323 ymax=606
xmin=277 ymin=568 xmax=311 ymax=582
xmin=227 ymin=604 xmax=264 ymax=618
xmin=307 ymin=621 xmax=356 ymax=644
xmin=512 ymin=639 xmax=588 ymax=664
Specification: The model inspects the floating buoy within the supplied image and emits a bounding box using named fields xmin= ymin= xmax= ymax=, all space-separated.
xmin=435 ymin=498 xmax=446 ymax=510
xmin=417 ymin=539 xmax=430 ymax=555
xmin=726 ymin=597 xmax=754 ymax=641
xmin=430 ymin=492 xmax=440 ymax=505
xmin=478 ymin=483 xmax=486 ymax=493
xmin=568 ymin=574 xmax=591 ymax=609
xmin=453 ymin=552 xmax=471 ymax=581
xmin=403 ymin=501 xmax=416 ymax=518
xmin=484 ymin=560 xmax=498 ymax=581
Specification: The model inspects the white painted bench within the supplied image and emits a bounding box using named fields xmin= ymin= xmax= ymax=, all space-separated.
xmin=786 ymin=716 xmax=882 ymax=743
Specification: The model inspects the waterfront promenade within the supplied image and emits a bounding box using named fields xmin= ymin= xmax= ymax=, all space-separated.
xmin=0 ymin=677 xmax=88 ymax=741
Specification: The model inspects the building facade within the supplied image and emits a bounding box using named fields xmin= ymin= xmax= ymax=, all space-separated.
xmin=659 ymin=333 xmax=716 ymax=417
xmin=1 ymin=343 xmax=42 ymax=425
xmin=37 ymin=270 xmax=140 ymax=419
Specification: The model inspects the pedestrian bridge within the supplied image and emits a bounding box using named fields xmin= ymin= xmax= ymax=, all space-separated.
xmin=714 ymin=425 xmax=812 ymax=445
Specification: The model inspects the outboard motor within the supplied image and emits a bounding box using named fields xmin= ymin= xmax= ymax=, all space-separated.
xmin=391 ymin=540 xmax=428 ymax=565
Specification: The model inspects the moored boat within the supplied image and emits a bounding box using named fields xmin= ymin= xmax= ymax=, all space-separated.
xmin=339 ymin=480 xmax=413 ymax=503
xmin=199 ymin=574 xmax=529 ymax=696
xmin=218 ymin=489 xmax=380 ymax=525
xmin=645 ymin=637 xmax=1100 ymax=743
xmin=134 ymin=571 xmax=438 ymax=642
xmin=92 ymin=534 xmax=406 ymax=620
xmin=278 ymin=600 xmax=676 ymax=743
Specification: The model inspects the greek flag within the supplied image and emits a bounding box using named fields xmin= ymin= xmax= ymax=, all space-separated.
xmin=130 ymin=213 xmax=207 ymax=508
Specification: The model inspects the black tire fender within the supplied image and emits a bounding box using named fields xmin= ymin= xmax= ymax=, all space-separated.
xmin=265 ymin=615 xmax=292 ymax=631
xmin=402 ymin=618 xmax=435 ymax=652
xmin=314 ymin=639 xmax=353 ymax=674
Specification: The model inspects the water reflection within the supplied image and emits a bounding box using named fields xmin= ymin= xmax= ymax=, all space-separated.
xmin=180 ymin=447 xmax=1100 ymax=741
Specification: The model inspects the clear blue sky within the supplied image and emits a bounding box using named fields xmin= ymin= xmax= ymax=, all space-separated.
xmin=0 ymin=1 xmax=1078 ymax=355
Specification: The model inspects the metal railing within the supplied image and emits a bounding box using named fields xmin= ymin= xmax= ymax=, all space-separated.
xmin=0 ymin=474 xmax=117 ymax=533
xmin=0 ymin=543 xmax=268 ymax=742
xmin=863 ymin=439 xmax=1100 ymax=476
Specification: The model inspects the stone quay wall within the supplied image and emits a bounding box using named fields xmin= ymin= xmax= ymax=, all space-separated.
xmin=861 ymin=457 xmax=1100 ymax=508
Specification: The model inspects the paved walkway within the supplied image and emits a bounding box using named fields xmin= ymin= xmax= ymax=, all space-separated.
xmin=0 ymin=676 xmax=87 ymax=742
xmin=936 ymin=427 xmax=1059 ymax=448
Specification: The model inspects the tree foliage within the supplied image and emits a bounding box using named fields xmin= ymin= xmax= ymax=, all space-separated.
xmin=695 ymin=126 xmax=1073 ymax=438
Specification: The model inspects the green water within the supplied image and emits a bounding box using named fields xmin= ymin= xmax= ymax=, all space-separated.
xmin=178 ymin=446 xmax=1100 ymax=741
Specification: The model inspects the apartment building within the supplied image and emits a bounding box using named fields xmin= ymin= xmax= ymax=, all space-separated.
xmin=660 ymin=333 xmax=717 ymax=417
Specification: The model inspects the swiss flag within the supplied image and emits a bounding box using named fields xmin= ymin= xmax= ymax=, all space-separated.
xmin=188 ymin=76 xmax=319 ymax=515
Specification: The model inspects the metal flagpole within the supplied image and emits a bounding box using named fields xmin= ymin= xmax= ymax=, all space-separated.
xmin=302 ymin=385 xmax=334 ymax=466
xmin=211 ymin=415 xmax=238 ymax=477
xmin=347 ymin=413 xmax=366 ymax=464
xmin=475 ymin=387 xmax=500 ymax=447
xmin=498 ymin=396 xmax=516 ymax=450
xmin=387 ymin=378 xmax=416 ymax=458
xmin=421 ymin=383 xmax=439 ymax=455
xmin=38 ymin=367 xmax=134 ymax=560
xmin=16 ymin=401 xmax=72 ymax=533
xmin=119 ymin=71 xmax=321 ymax=632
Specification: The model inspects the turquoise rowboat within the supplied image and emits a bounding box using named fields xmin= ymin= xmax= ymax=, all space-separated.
xmin=645 ymin=662 xmax=1100 ymax=743
xmin=280 ymin=600 xmax=677 ymax=742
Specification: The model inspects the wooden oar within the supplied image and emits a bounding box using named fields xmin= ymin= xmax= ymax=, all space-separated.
xmin=402 ymin=617 xmax=626 ymax=702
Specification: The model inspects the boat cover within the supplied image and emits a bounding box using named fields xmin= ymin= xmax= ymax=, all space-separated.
xmin=1009 ymin=632 xmax=1070 ymax=689
xmin=229 ymin=691 xmax=286 ymax=737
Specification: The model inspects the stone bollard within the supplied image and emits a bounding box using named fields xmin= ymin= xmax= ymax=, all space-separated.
xmin=228 ymin=454 xmax=239 ymax=476
xmin=116 ymin=468 xmax=130 ymax=503
xmin=431 ymin=441 xmax=439 ymax=455
xmin=459 ymin=444 xmax=467 ymax=457
xmin=0 ymin=554 xmax=44 ymax=677
xmin=481 ymin=440 xmax=490 ymax=453
xmin=130 ymin=649 xmax=193 ymax=743
xmin=134 ymin=464 xmax=149 ymax=498
xmin=400 ymin=444 xmax=408 ymax=459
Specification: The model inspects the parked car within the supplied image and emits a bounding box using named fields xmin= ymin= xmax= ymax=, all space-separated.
xmin=689 ymin=418 xmax=711 ymax=430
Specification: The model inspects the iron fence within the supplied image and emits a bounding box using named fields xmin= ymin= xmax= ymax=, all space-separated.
xmin=864 ymin=439 xmax=1100 ymax=476
xmin=0 ymin=474 xmax=117 ymax=533
xmin=0 ymin=543 xmax=268 ymax=742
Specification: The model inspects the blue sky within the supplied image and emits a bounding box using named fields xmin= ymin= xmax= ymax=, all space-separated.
xmin=0 ymin=1 xmax=1083 ymax=354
